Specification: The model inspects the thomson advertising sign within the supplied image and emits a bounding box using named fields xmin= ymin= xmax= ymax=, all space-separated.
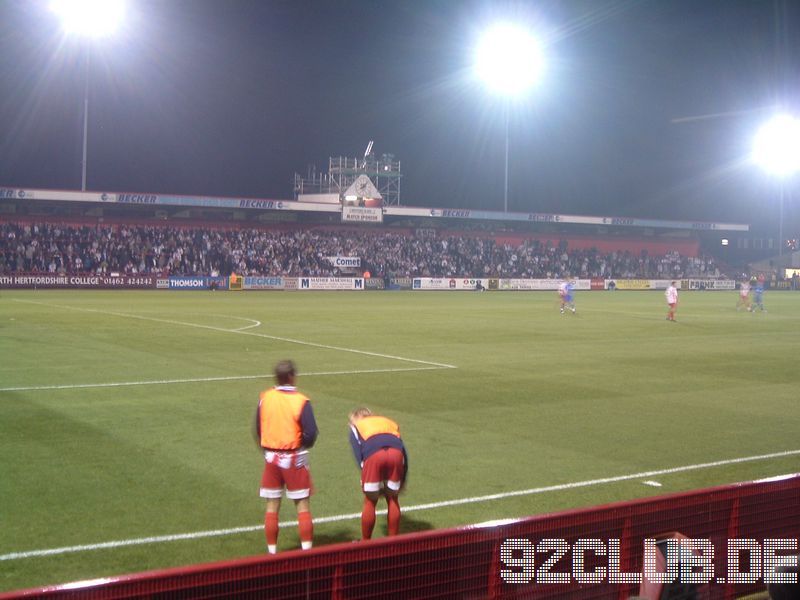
xmin=167 ymin=276 xmax=227 ymax=290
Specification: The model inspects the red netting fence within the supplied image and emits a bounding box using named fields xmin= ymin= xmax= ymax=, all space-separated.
xmin=3 ymin=474 xmax=799 ymax=599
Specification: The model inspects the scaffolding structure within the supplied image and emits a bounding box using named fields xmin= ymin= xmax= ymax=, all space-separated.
xmin=293 ymin=150 xmax=402 ymax=205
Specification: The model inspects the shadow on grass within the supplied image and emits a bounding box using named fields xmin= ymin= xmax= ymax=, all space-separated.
xmin=386 ymin=513 xmax=434 ymax=537
xmin=314 ymin=513 xmax=435 ymax=545
xmin=313 ymin=528 xmax=357 ymax=546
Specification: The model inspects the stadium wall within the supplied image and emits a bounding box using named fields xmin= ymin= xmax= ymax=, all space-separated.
xmin=3 ymin=474 xmax=799 ymax=599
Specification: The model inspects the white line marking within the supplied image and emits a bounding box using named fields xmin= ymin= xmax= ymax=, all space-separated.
xmin=2 ymin=449 xmax=798 ymax=562
xmin=642 ymin=480 xmax=662 ymax=487
xmin=0 ymin=367 xmax=447 ymax=392
xmin=232 ymin=321 xmax=261 ymax=331
xmin=205 ymin=313 xmax=262 ymax=331
xmin=13 ymin=300 xmax=456 ymax=369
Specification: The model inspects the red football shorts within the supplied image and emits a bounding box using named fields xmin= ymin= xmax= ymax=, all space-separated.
xmin=361 ymin=447 xmax=405 ymax=493
xmin=259 ymin=450 xmax=313 ymax=500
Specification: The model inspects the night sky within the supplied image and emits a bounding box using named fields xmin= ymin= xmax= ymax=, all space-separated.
xmin=0 ymin=0 xmax=798 ymax=232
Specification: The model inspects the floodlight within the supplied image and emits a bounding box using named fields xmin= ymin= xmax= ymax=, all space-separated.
xmin=752 ymin=114 xmax=800 ymax=177
xmin=475 ymin=24 xmax=544 ymax=97
xmin=49 ymin=0 xmax=126 ymax=191
xmin=51 ymin=0 xmax=125 ymax=38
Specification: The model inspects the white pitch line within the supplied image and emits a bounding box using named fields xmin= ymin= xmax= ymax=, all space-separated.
xmin=13 ymin=300 xmax=456 ymax=369
xmin=2 ymin=448 xmax=799 ymax=562
xmin=0 ymin=366 xmax=447 ymax=393
xmin=231 ymin=322 xmax=261 ymax=331
xmin=206 ymin=313 xmax=262 ymax=331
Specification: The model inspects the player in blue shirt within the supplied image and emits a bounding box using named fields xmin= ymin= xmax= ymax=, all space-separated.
xmin=752 ymin=278 xmax=766 ymax=312
xmin=558 ymin=279 xmax=576 ymax=314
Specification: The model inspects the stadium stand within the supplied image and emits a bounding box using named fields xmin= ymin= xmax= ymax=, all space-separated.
xmin=0 ymin=220 xmax=722 ymax=280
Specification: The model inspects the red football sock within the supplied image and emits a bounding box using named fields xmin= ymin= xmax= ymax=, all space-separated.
xmin=361 ymin=497 xmax=377 ymax=540
xmin=265 ymin=512 xmax=279 ymax=546
xmin=387 ymin=495 xmax=401 ymax=536
xmin=297 ymin=511 xmax=313 ymax=545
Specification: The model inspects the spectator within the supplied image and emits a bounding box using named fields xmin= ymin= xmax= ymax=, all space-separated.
xmin=0 ymin=221 xmax=724 ymax=280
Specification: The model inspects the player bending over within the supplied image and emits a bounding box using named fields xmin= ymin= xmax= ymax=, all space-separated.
xmin=349 ymin=407 xmax=408 ymax=540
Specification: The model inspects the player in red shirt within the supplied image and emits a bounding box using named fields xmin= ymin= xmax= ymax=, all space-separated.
xmin=254 ymin=360 xmax=318 ymax=554
xmin=665 ymin=281 xmax=678 ymax=321
xmin=736 ymin=280 xmax=751 ymax=311
xmin=349 ymin=407 xmax=408 ymax=539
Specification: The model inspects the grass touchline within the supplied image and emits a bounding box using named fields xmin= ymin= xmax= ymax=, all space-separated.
xmin=3 ymin=448 xmax=798 ymax=562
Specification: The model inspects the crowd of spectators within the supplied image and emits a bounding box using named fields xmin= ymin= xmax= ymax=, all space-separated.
xmin=0 ymin=222 xmax=722 ymax=279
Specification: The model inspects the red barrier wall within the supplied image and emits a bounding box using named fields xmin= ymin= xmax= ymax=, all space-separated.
xmin=4 ymin=475 xmax=799 ymax=599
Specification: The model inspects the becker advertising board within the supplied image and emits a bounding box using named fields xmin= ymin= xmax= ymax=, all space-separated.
xmin=242 ymin=276 xmax=285 ymax=290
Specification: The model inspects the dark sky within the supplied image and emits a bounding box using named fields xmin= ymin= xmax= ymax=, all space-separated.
xmin=0 ymin=0 xmax=798 ymax=231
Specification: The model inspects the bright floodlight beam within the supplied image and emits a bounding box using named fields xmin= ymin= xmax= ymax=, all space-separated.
xmin=475 ymin=23 xmax=544 ymax=212
xmin=753 ymin=114 xmax=800 ymax=258
xmin=752 ymin=114 xmax=800 ymax=177
xmin=50 ymin=0 xmax=126 ymax=191
xmin=50 ymin=0 xmax=125 ymax=38
xmin=475 ymin=24 xmax=544 ymax=97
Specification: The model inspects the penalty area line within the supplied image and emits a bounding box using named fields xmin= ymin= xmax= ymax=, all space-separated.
xmin=12 ymin=299 xmax=456 ymax=370
xmin=2 ymin=448 xmax=799 ymax=562
xmin=0 ymin=366 xmax=448 ymax=393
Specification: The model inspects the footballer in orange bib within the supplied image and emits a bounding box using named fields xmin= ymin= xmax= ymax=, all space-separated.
xmin=349 ymin=407 xmax=408 ymax=539
xmin=254 ymin=360 xmax=318 ymax=554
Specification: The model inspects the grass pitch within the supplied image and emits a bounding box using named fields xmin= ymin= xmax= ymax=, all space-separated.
xmin=1 ymin=288 xmax=798 ymax=592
